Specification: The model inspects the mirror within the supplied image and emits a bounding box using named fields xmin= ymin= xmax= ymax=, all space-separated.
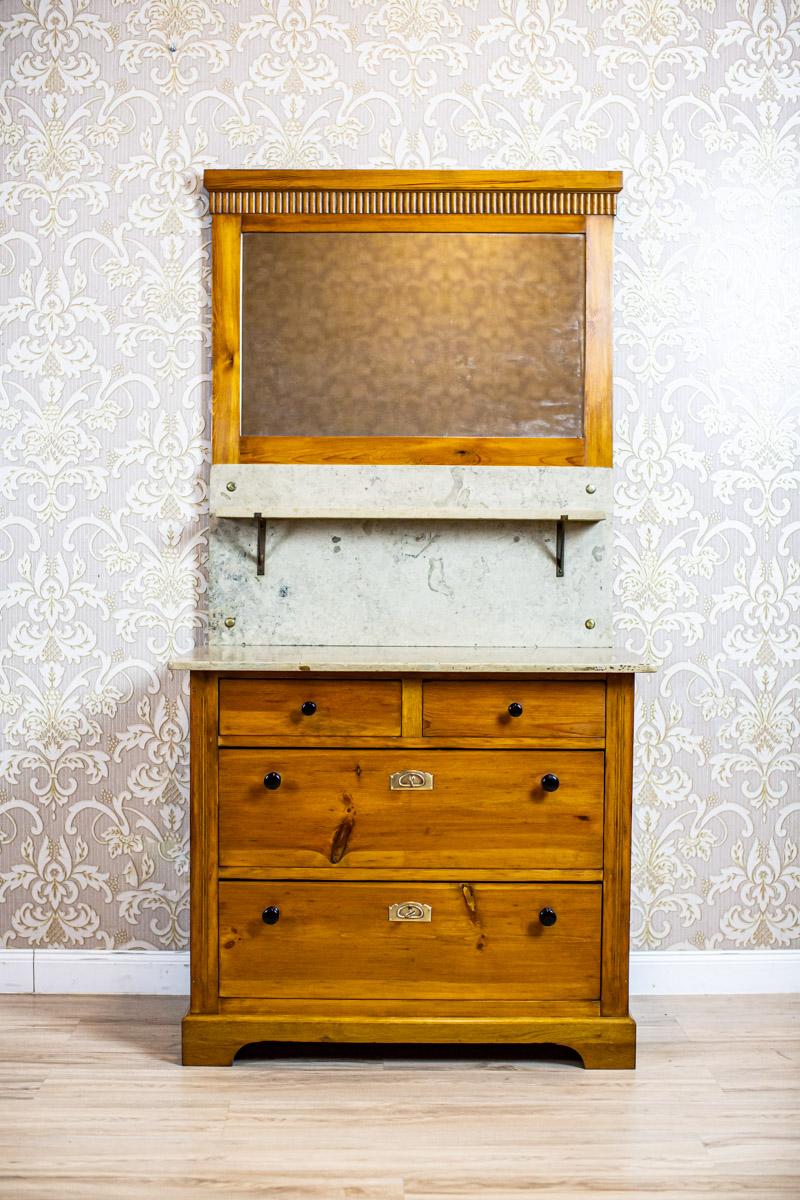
xmin=240 ymin=232 xmax=585 ymax=440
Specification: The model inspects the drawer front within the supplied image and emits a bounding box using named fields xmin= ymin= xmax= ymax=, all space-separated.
xmin=219 ymin=881 xmax=601 ymax=1001
xmin=219 ymin=678 xmax=402 ymax=738
xmin=423 ymin=681 xmax=605 ymax=742
xmin=219 ymin=749 xmax=604 ymax=870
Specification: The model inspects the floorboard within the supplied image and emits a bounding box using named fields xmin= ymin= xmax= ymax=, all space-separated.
xmin=0 ymin=995 xmax=797 ymax=1199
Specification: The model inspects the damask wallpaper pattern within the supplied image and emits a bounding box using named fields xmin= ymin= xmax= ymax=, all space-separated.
xmin=0 ymin=1 xmax=797 ymax=955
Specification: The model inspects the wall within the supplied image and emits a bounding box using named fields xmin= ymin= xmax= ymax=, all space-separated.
xmin=0 ymin=1 xmax=798 ymax=956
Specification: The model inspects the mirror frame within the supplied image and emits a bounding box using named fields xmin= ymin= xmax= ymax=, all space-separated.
xmin=205 ymin=170 xmax=622 ymax=468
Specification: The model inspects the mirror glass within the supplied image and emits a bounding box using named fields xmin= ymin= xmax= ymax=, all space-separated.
xmin=241 ymin=232 xmax=585 ymax=439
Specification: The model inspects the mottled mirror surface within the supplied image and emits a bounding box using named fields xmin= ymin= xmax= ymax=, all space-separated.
xmin=241 ymin=232 xmax=585 ymax=438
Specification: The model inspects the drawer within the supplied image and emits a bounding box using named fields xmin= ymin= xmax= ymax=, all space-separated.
xmin=219 ymin=749 xmax=604 ymax=870
xmin=422 ymin=681 xmax=605 ymax=742
xmin=219 ymin=678 xmax=401 ymax=739
xmin=219 ymin=881 xmax=601 ymax=1001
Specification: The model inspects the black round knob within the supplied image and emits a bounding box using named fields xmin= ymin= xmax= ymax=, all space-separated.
xmin=261 ymin=905 xmax=280 ymax=925
xmin=263 ymin=772 xmax=282 ymax=791
xmin=539 ymin=907 xmax=557 ymax=927
xmin=508 ymin=702 xmax=524 ymax=718
xmin=300 ymin=700 xmax=317 ymax=716
xmin=541 ymin=773 xmax=560 ymax=792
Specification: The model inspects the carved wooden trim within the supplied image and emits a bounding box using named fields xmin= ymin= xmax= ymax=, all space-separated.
xmin=204 ymin=170 xmax=622 ymax=219
xmin=209 ymin=189 xmax=618 ymax=217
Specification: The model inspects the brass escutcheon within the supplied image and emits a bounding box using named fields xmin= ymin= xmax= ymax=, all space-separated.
xmin=389 ymin=770 xmax=434 ymax=791
xmin=388 ymin=902 xmax=432 ymax=923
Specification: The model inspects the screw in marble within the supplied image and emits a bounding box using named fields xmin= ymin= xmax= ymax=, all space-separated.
xmin=224 ymin=617 xmax=236 ymax=629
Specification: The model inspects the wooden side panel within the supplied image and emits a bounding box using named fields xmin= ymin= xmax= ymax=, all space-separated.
xmin=219 ymin=678 xmax=402 ymax=738
xmin=218 ymin=749 xmax=605 ymax=870
xmin=211 ymin=214 xmax=241 ymax=464
xmin=601 ymin=673 xmax=635 ymax=1016
xmin=219 ymin=881 xmax=602 ymax=1001
xmin=401 ymin=678 xmax=423 ymax=737
xmin=583 ymin=216 xmax=614 ymax=467
xmin=422 ymin=680 xmax=606 ymax=741
xmin=241 ymin=215 xmax=586 ymax=234
xmin=239 ymin=435 xmax=586 ymax=467
xmin=188 ymin=673 xmax=219 ymax=1013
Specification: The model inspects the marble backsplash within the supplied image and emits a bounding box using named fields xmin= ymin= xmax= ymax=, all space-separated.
xmin=208 ymin=464 xmax=612 ymax=648
xmin=208 ymin=517 xmax=609 ymax=648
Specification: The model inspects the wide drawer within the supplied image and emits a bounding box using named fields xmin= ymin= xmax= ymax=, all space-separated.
xmin=422 ymin=681 xmax=605 ymax=742
xmin=219 ymin=749 xmax=604 ymax=870
xmin=219 ymin=678 xmax=402 ymax=738
xmin=219 ymin=881 xmax=601 ymax=1001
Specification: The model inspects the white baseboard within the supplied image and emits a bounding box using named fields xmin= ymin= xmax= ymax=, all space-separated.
xmin=0 ymin=948 xmax=798 ymax=997
xmin=0 ymin=949 xmax=189 ymax=995
xmin=0 ymin=950 xmax=34 ymax=992
xmin=34 ymin=949 xmax=191 ymax=994
xmin=629 ymin=949 xmax=800 ymax=996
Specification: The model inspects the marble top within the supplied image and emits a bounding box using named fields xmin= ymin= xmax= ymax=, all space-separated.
xmin=168 ymin=645 xmax=655 ymax=674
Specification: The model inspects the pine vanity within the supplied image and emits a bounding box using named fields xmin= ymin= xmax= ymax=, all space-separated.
xmin=172 ymin=170 xmax=652 ymax=1068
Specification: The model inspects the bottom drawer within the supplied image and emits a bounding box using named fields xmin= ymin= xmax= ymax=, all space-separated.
xmin=219 ymin=881 xmax=601 ymax=1001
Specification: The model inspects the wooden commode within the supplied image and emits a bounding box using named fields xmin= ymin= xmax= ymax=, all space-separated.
xmin=173 ymin=171 xmax=653 ymax=1068
xmin=175 ymin=651 xmax=647 ymax=1068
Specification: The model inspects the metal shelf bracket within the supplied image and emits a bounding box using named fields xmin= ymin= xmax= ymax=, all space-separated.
xmin=255 ymin=512 xmax=267 ymax=576
xmin=556 ymin=514 xmax=567 ymax=578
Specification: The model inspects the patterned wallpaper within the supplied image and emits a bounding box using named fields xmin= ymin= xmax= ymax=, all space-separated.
xmin=0 ymin=1 xmax=798 ymax=955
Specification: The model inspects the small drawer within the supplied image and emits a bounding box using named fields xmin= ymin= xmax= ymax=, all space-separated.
xmin=219 ymin=678 xmax=402 ymax=739
xmin=422 ymin=681 xmax=605 ymax=742
xmin=219 ymin=749 xmax=604 ymax=870
xmin=219 ymin=881 xmax=601 ymax=1001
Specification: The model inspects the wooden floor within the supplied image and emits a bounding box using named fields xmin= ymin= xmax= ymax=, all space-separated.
xmin=0 ymin=995 xmax=797 ymax=1199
